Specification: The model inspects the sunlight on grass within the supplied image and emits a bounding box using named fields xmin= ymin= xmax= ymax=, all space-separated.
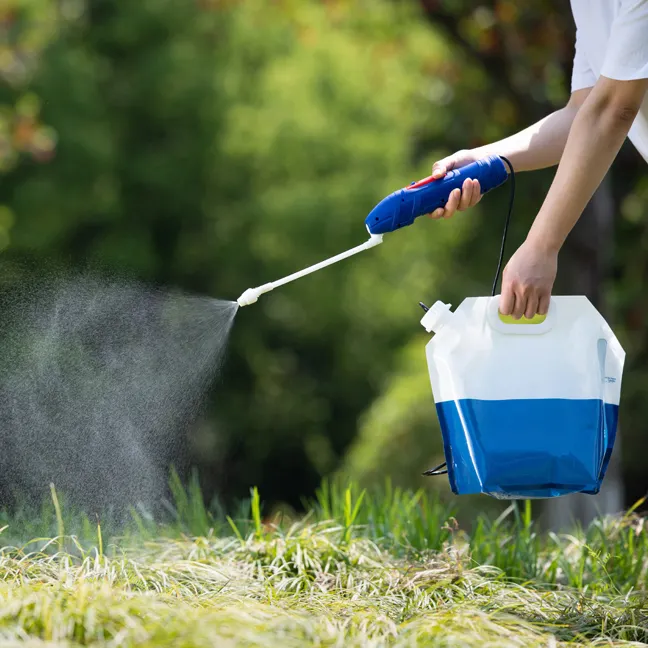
xmin=0 ymin=478 xmax=647 ymax=646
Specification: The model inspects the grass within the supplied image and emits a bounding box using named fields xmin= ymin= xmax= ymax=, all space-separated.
xmin=0 ymin=477 xmax=647 ymax=646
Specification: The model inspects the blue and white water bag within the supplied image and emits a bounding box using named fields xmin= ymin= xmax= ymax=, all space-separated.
xmin=421 ymin=296 xmax=625 ymax=499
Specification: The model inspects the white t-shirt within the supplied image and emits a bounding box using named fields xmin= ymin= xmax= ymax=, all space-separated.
xmin=570 ymin=0 xmax=648 ymax=163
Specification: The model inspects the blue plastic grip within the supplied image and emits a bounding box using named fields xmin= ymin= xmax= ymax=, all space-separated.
xmin=365 ymin=155 xmax=509 ymax=235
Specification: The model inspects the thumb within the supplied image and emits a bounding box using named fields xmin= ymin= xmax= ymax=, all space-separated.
xmin=431 ymin=162 xmax=447 ymax=179
xmin=432 ymin=156 xmax=455 ymax=179
xmin=433 ymin=149 xmax=476 ymax=178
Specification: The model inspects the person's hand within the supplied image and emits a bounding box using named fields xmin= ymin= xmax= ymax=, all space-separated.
xmin=499 ymin=240 xmax=558 ymax=319
xmin=427 ymin=149 xmax=483 ymax=220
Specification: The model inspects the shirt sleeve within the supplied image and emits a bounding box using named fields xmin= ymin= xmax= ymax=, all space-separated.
xmin=571 ymin=28 xmax=596 ymax=92
xmin=601 ymin=0 xmax=648 ymax=81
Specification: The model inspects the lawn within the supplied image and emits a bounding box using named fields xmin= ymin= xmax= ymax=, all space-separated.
xmin=0 ymin=479 xmax=646 ymax=647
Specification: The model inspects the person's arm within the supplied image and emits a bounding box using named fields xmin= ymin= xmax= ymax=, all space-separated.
xmin=500 ymin=0 xmax=648 ymax=319
xmin=500 ymin=76 xmax=648 ymax=319
xmin=473 ymin=89 xmax=592 ymax=172
xmin=428 ymin=89 xmax=591 ymax=219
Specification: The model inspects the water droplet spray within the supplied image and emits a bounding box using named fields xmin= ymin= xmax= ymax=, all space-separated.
xmin=0 ymin=271 xmax=239 ymax=518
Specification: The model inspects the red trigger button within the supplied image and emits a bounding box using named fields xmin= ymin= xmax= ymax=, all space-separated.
xmin=405 ymin=173 xmax=444 ymax=190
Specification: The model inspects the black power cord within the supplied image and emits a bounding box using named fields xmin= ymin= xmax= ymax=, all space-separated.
xmin=491 ymin=156 xmax=516 ymax=297
xmin=421 ymin=155 xmax=516 ymax=478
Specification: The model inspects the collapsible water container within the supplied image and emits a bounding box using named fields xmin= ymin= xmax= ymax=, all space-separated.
xmin=421 ymin=296 xmax=625 ymax=499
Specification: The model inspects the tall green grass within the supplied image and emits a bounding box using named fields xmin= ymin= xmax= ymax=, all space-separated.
xmin=307 ymin=478 xmax=455 ymax=554
xmin=1 ymin=477 xmax=647 ymax=646
xmin=3 ymin=475 xmax=648 ymax=596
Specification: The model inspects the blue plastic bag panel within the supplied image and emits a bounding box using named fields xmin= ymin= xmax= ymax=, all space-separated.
xmin=436 ymin=398 xmax=619 ymax=499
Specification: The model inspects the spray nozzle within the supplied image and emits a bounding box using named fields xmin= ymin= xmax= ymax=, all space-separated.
xmin=236 ymin=284 xmax=272 ymax=307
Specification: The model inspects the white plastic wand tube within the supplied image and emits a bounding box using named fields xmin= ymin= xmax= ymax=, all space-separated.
xmin=237 ymin=233 xmax=384 ymax=307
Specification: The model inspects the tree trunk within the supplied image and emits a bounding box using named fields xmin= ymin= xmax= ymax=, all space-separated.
xmin=542 ymin=174 xmax=624 ymax=531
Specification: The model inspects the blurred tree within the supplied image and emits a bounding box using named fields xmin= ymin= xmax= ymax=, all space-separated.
xmin=0 ymin=0 xmax=471 ymax=508
xmin=0 ymin=0 xmax=57 ymax=250
xmin=611 ymin=155 xmax=648 ymax=511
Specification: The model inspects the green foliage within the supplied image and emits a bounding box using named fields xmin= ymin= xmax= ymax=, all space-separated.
xmin=612 ymin=174 xmax=648 ymax=497
xmin=1 ymin=0 xmax=57 ymax=167
xmin=5 ymin=475 xmax=648 ymax=598
xmin=1 ymin=0 xmax=58 ymax=251
xmin=308 ymin=478 xmax=454 ymax=554
xmin=1 ymin=484 xmax=648 ymax=645
xmin=339 ymin=337 xmax=442 ymax=490
xmin=0 ymin=0 xmax=470 ymax=507
xmin=470 ymin=500 xmax=540 ymax=581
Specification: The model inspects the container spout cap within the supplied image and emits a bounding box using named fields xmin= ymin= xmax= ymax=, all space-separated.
xmin=421 ymin=301 xmax=453 ymax=333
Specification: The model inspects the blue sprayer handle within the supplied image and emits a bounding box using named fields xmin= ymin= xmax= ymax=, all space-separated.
xmin=365 ymin=155 xmax=508 ymax=235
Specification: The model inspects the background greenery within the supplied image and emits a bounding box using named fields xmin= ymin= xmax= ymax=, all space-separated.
xmin=1 ymin=0 xmax=647 ymax=515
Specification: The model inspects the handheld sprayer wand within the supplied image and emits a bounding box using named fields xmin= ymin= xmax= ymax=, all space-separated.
xmin=237 ymin=234 xmax=384 ymax=306
xmin=237 ymin=155 xmax=512 ymax=308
